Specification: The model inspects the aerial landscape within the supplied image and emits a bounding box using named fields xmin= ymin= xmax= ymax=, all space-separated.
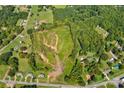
xmin=1 ymin=5 xmax=124 ymax=88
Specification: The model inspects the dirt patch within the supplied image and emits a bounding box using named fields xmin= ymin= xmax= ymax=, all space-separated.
xmin=48 ymin=54 xmax=64 ymax=82
xmin=38 ymin=52 xmax=54 ymax=67
xmin=38 ymin=31 xmax=63 ymax=82
xmin=42 ymin=33 xmax=58 ymax=53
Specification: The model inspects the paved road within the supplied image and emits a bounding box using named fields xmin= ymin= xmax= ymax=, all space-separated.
xmin=85 ymin=73 xmax=124 ymax=88
xmin=0 ymin=80 xmax=81 ymax=88
xmin=0 ymin=73 xmax=124 ymax=88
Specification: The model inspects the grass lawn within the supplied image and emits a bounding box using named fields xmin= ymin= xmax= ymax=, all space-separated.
xmin=0 ymin=65 xmax=9 ymax=79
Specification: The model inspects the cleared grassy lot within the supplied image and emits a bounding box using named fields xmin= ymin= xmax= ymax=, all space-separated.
xmin=31 ymin=25 xmax=74 ymax=83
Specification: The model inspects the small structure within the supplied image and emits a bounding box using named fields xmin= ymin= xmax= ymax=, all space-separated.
xmin=19 ymin=35 xmax=24 ymax=38
xmin=20 ymin=46 xmax=28 ymax=53
xmin=20 ymin=20 xmax=27 ymax=27
xmin=109 ymin=58 xmax=115 ymax=63
xmin=38 ymin=73 xmax=45 ymax=78
xmin=14 ymin=45 xmax=20 ymax=51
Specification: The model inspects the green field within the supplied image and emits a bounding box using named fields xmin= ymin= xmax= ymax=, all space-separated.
xmin=0 ymin=65 xmax=9 ymax=79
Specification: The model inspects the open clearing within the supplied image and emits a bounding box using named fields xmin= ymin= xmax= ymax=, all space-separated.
xmin=27 ymin=6 xmax=53 ymax=30
xmin=31 ymin=25 xmax=74 ymax=82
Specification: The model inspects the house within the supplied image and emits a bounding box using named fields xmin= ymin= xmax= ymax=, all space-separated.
xmin=38 ymin=73 xmax=45 ymax=78
xmin=20 ymin=46 xmax=27 ymax=53
xmin=20 ymin=20 xmax=27 ymax=27
xmin=109 ymin=58 xmax=115 ymax=63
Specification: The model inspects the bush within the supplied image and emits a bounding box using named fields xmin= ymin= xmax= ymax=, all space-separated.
xmin=0 ymin=51 xmax=13 ymax=65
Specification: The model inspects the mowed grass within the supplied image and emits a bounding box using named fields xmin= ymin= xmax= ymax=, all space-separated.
xmin=13 ymin=51 xmax=32 ymax=73
xmin=27 ymin=5 xmax=53 ymax=29
xmin=0 ymin=65 xmax=9 ymax=79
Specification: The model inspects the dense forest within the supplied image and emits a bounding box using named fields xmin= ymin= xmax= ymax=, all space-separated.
xmin=53 ymin=6 xmax=124 ymax=85
xmin=53 ymin=6 xmax=124 ymax=58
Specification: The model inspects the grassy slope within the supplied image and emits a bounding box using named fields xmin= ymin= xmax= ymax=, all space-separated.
xmin=31 ymin=25 xmax=74 ymax=82
xmin=50 ymin=26 xmax=74 ymax=81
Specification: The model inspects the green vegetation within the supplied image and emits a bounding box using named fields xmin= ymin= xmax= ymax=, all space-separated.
xmin=106 ymin=83 xmax=116 ymax=88
xmin=54 ymin=5 xmax=66 ymax=9
xmin=0 ymin=6 xmax=28 ymax=49
xmin=1 ymin=5 xmax=124 ymax=88
xmin=0 ymin=65 xmax=9 ymax=79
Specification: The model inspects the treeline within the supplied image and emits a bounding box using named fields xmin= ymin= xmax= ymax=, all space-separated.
xmin=64 ymin=60 xmax=86 ymax=86
xmin=0 ymin=52 xmax=19 ymax=76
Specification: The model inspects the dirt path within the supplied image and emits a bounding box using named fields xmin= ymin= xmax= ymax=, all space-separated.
xmin=42 ymin=33 xmax=58 ymax=53
xmin=38 ymin=52 xmax=54 ymax=67
xmin=38 ymin=31 xmax=63 ymax=82
xmin=3 ymin=66 xmax=11 ymax=80
xmin=48 ymin=54 xmax=64 ymax=82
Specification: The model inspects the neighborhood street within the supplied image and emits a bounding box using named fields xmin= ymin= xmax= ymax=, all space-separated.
xmin=0 ymin=73 xmax=124 ymax=88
